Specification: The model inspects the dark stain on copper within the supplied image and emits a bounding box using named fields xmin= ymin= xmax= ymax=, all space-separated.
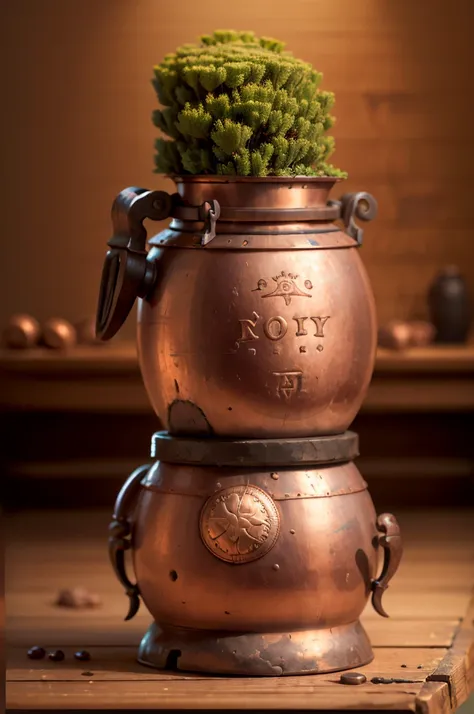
xmin=355 ymin=548 xmax=372 ymax=596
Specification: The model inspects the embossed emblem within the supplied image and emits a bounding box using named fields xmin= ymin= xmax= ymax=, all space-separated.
xmin=200 ymin=485 xmax=280 ymax=564
xmin=272 ymin=370 xmax=304 ymax=399
xmin=252 ymin=271 xmax=312 ymax=306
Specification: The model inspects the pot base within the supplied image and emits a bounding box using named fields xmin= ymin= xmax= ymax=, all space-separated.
xmin=137 ymin=620 xmax=373 ymax=676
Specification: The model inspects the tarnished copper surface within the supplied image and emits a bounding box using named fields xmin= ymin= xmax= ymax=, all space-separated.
xmin=96 ymin=176 xmax=377 ymax=437
xmin=131 ymin=460 xmax=381 ymax=633
xmin=199 ymin=484 xmax=280 ymax=564
xmin=136 ymin=178 xmax=377 ymax=438
xmin=137 ymin=620 xmax=373 ymax=676
xmin=141 ymin=459 xmax=367 ymax=500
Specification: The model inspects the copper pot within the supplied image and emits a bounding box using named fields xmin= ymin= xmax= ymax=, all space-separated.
xmin=109 ymin=433 xmax=402 ymax=676
xmin=96 ymin=177 xmax=378 ymax=438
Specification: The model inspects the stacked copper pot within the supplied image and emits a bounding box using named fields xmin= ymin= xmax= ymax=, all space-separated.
xmin=97 ymin=177 xmax=402 ymax=675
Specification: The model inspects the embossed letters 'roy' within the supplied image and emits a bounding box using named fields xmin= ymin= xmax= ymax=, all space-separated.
xmin=238 ymin=314 xmax=330 ymax=343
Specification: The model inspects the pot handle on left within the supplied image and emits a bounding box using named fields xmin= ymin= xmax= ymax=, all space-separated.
xmin=331 ymin=192 xmax=378 ymax=245
xmin=96 ymin=187 xmax=174 ymax=341
xmin=108 ymin=463 xmax=150 ymax=621
xmin=371 ymin=513 xmax=403 ymax=618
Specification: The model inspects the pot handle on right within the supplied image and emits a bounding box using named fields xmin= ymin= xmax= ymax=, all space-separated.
xmin=332 ymin=192 xmax=378 ymax=245
xmin=371 ymin=513 xmax=403 ymax=618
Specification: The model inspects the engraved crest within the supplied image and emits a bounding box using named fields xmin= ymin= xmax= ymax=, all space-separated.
xmin=200 ymin=485 xmax=280 ymax=564
xmin=273 ymin=371 xmax=303 ymax=400
xmin=253 ymin=271 xmax=312 ymax=306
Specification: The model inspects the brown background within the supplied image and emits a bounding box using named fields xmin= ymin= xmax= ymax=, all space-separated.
xmin=1 ymin=0 xmax=473 ymax=338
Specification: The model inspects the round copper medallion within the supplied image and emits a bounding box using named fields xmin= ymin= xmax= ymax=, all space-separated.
xmin=200 ymin=485 xmax=280 ymax=564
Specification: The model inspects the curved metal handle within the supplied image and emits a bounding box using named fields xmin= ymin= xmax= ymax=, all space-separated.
xmin=108 ymin=463 xmax=150 ymax=621
xmin=371 ymin=512 xmax=403 ymax=618
xmin=96 ymin=188 xmax=173 ymax=341
xmin=96 ymin=188 xmax=221 ymax=340
xmin=330 ymin=192 xmax=378 ymax=245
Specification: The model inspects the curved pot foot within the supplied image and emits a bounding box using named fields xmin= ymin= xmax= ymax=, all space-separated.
xmin=137 ymin=620 xmax=373 ymax=676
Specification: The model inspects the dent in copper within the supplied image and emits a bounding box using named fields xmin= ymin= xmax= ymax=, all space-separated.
xmin=136 ymin=176 xmax=377 ymax=438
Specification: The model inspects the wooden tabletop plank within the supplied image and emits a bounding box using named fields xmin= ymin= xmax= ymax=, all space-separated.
xmin=7 ymin=646 xmax=446 ymax=682
xmin=5 ymin=615 xmax=460 ymax=649
xmin=5 ymin=509 xmax=473 ymax=712
xmin=5 ymin=679 xmax=430 ymax=711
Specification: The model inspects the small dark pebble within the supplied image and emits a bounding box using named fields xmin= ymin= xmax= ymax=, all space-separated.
xmin=48 ymin=650 xmax=65 ymax=662
xmin=417 ymin=665 xmax=423 ymax=669
xmin=74 ymin=650 xmax=91 ymax=662
xmin=27 ymin=646 xmax=45 ymax=660
xmin=81 ymin=671 xmax=94 ymax=677
xmin=401 ymin=663 xmax=407 ymax=668
xmin=340 ymin=672 xmax=367 ymax=685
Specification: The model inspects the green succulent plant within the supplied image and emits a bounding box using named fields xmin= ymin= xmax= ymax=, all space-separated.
xmin=152 ymin=30 xmax=347 ymax=178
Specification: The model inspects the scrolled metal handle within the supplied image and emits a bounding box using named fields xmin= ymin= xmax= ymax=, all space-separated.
xmin=96 ymin=188 xmax=221 ymax=340
xmin=371 ymin=512 xmax=403 ymax=618
xmin=96 ymin=187 xmax=173 ymax=341
xmin=331 ymin=191 xmax=378 ymax=245
xmin=108 ymin=464 xmax=150 ymax=621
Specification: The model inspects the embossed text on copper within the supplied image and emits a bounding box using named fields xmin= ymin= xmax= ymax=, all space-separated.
xmin=200 ymin=485 xmax=280 ymax=564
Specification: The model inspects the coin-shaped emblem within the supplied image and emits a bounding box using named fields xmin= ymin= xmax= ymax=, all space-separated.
xmin=200 ymin=485 xmax=280 ymax=564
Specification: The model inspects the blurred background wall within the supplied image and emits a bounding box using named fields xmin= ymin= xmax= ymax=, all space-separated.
xmin=1 ymin=0 xmax=473 ymax=336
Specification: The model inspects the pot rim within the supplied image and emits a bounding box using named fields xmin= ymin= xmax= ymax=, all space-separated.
xmin=168 ymin=174 xmax=343 ymax=184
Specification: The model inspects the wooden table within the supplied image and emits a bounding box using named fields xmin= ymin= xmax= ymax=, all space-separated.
xmin=5 ymin=509 xmax=474 ymax=712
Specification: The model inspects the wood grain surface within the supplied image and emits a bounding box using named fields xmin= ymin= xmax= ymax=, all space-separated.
xmin=5 ymin=508 xmax=474 ymax=712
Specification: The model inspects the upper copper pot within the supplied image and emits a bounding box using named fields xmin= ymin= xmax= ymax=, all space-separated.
xmin=96 ymin=176 xmax=378 ymax=437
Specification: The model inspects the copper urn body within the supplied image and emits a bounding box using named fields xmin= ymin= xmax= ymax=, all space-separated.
xmin=98 ymin=175 xmax=403 ymax=677
xmin=97 ymin=177 xmax=377 ymax=437
xmin=110 ymin=433 xmax=402 ymax=676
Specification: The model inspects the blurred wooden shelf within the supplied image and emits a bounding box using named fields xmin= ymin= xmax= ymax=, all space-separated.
xmin=1 ymin=342 xmax=474 ymax=413
xmin=5 ymin=508 xmax=474 ymax=712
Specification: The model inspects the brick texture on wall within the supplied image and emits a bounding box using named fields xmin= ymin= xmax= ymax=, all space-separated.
xmin=1 ymin=0 xmax=473 ymax=334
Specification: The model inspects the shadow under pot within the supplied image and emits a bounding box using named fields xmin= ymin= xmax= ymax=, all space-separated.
xmin=96 ymin=177 xmax=378 ymax=438
xmin=108 ymin=433 xmax=402 ymax=676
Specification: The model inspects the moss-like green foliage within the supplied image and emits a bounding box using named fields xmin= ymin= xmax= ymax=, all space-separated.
xmin=152 ymin=30 xmax=346 ymax=178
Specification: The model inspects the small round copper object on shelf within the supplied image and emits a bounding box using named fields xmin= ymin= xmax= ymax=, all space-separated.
xmin=2 ymin=314 xmax=41 ymax=349
xmin=48 ymin=649 xmax=65 ymax=662
xmin=27 ymin=646 xmax=45 ymax=660
xmin=74 ymin=650 xmax=91 ymax=662
xmin=409 ymin=320 xmax=435 ymax=347
xmin=340 ymin=672 xmax=367 ymax=685
xmin=42 ymin=318 xmax=77 ymax=350
xmin=377 ymin=320 xmax=412 ymax=351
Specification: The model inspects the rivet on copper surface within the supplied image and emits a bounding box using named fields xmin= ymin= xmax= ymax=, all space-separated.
xmin=340 ymin=672 xmax=366 ymax=685
xmin=290 ymin=529 xmax=296 ymax=535
xmin=215 ymin=483 xmax=222 ymax=489
xmin=271 ymin=473 xmax=279 ymax=480
xmin=273 ymin=564 xmax=280 ymax=571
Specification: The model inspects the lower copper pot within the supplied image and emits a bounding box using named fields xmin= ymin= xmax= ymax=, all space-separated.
xmin=109 ymin=434 xmax=402 ymax=676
